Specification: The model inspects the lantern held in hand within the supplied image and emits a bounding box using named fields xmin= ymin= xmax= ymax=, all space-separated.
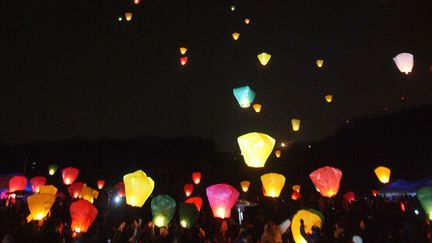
xmin=30 ymin=176 xmax=47 ymax=193
xmin=179 ymin=202 xmax=199 ymax=229
xmin=261 ymin=173 xmax=286 ymax=198
xmin=417 ymin=187 xmax=432 ymax=220
xmin=27 ymin=193 xmax=56 ymax=222
xmin=70 ymin=199 xmax=98 ymax=233
xmin=291 ymin=209 xmax=324 ymax=243
xmin=151 ymin=195 xmax=177 ymax=227
xmin=185 ymin=196 xmax=203 ymax=212
xmin=9 ymin=176 xmax=27 ymax=193
xmin=123 ymin=170 xmax=155 ymax=207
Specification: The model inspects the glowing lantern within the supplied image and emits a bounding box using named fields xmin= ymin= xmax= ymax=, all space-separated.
xmin=233 ymin=85 xmax=255 ymax=108
xmin=62 ymin=167 xmax=79 ymax=185
xmin=374 ymin=166 xmax=391 ymax=184
xmin=230 ymin=5 xmax=236 ymax=11
xmin=134 ymin=0 xmax=140 ymax=4
xmin=292 ymin=209 xmax=324 ymax=243
xmin=80 ymin=185 xmax=98 ymax=203
xmin=309 ymin=166 xmax=342 ymax=198
xmin=115 ymin=182 xmax=125 ymax=197
xmin=253 ymin=103 xmax=262 ymax=113
xmin=180 ymin=56 xmax=188 ymax=66
xmin=125 ymin=12 xmax=132 ymax=21
xmin=291 ymin=119 xmax=301 ymax=132
xmin=151 ymin=195 xmax=176 ymax=227
xmin=9 ymin=176 xmax=27 ymax=193
xmin=123 ymin=170 xmax=155 ymax=207
xmin=97 ymin=180 xmax=105 ymax=190
xmin=30 ymin=176 xmax=46 ymax=193
xmin=343 ymin=192 xmax=355 ymax=203
xmin=372 ymin=189 xmax=378 ymax=197
xmin=232 ymin=32 xmax=240 ymax=40
xmin=240 ymin=181 xmax=250 ymax=192
xmin=70 ymin=199 xmax=98 ymax=233
xmin=185 ymin=196 xmax=203 ymax=212
xmin=400 ymin=202 xmax=406 ymax=212
xmin=68 ymin=182 xmax=84 ymax=199
xmin=39 ymin=185 xmax=57 ymax=196
xmin=291 ymin=191 xmax=301 ymax=200
xmin=292 ymin=185 xmax=301 ymax=193
xmin=26 ymin=193 xmax=56 ymax=222
xmin=192 ymin=172 xmax=201 ymax=184
xmin=274 ymin=149 xmax=281 ymax=158
xmin=118 ymin=17 xmax=122 ymax=22
xmin=393 ymin=53 xmax=414 ymax=74
xmin=48 ymin=164 xmax=58 ymax=175
xmin=261 ymin=173 xmax=286 ymax=198
xmin=244 ymin=18 xmax=250 ymax=25
xmin=417 ymin=187 xmax=432 ymax=220
xmin=184 ymin=184 xmax=194 ymax=197
xmin=325 ymin=95 xmax=333 ymax=103
xmin=237 ymin=132 xmax=275 ymax=168
xmin=206 ymin=183 xmax=239 ymax=219
xmin=257 ymin=52 xmax=271 ymax=66
xmin=179 ymin=47 xmax=187 ymax=55
xmin=179 ymin=203 xmax=199 ymax=229
xmin=316 ymin=59 xmax=324 ymax=68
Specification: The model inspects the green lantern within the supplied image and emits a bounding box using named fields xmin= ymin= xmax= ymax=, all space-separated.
xmin=179 ymin=203 xmax=199 ymax=229
xmin=417 ymin=187 xmax=432 ymax=220
xmin=151 ymin=195 xmax=176 ymax=227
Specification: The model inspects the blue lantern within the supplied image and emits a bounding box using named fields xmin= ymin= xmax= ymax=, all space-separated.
xmin=233 ymin=86 xmax=255 ymax=108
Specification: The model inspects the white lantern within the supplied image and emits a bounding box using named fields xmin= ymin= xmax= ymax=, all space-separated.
xmin=393 ymin=53 xmax=414 ymax=74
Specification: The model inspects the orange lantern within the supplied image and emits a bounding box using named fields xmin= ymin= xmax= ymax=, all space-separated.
xmin=244 ymin=18 xmax=251 ymax=25
xmin=180 ymin=47 xmax=188 ymax=55
xmin=125 ymin=12 xmax=132 ymax=21
xmin=343 ymin=191 xmax=355 ymax=203
xmin=292 ymin=185 xmax=301 ymax=193
xmin=180 ymin=56 xmax=188 ymax=66
xmin=274 ymin=149 xmax=281 ymax=158
xmin=9 ymin=176 xmax=27 ymax=193
xmin=261 ymin=173 xmax=286 ymax=198
xmin=253 ymin=103 xmax=262 ymax=113
xmin=240 ymin=181 xmax=250 ymax=192
xmin=232 ymin=32 xmax=240 ymax=40
xmin=206 ymin=184 xmax=239 ymax=219
xmin=309 ymin=166 xmax=342 ymax=198
xmin=30 ymin=176 xmax=46 ymax=193
xmin=185 ymin=196 xmax=203 ymax=212
xmin=324 ymin=95 xmax=333 ymax=103
xmin=62 ymin=167 xmax=79 ymax=185
xmin=68 ymin=182 xmax=84 ymax=199
xmin=192 ymin=172 xmax=201 ymax=184
xmin=291 ymin=191 xmax=301 ymax=200
xmin=97 ymin=180 xmax=105 ymax=190
xmin=374 ymin=166 xmax=391 ymax=184
xmin=184 ymin=184 xmax=194 ymax=197
xmin=70 ymin=199 xmax=98 ymax=233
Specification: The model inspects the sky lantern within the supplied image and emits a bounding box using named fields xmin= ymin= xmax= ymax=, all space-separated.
xmin=244 ymin=18 xmax=251 ymax=24
xmin=179 ymin=47 xmax=187 ymax=55
xmin=48 ymin=164 xmax=58 ymax=176
xmin=125 ymin=12 xmax=132 ymax=21
xmin=291 ymin=119 xmax=301 ymax=132
xmin=393 ymin=53 xmax=414 ymax=74
xmin=291 ymin=209 xmax=324 ymax=243
xmin=70 ymin=199 xmax=98 ymax=233
xmin=80 ymin=185 xmax=98 ymax=203
xmin=39 ymin=185 xmax=57 ymax=196
xmin=123 ymin=170 xmax=155 ymax=207
xmin=417 ymin=187 xmax=432 ymax=220
xmin=151 ymin=195 xmax=176 ymax=227
xmin=185 ymin=196 xmax=203 ymax=212
xmin=316 ymin=59 xmax=324 ymax=68
xmin=261 ymin=173 xmax=286 ymax=198
xmin=253 ymin=103 xmax=262 ymax=113
xmin=240 ymin=181 xmax=250 ymax=192
xmin=230 ymin=5 xmax=236 ymax=11
xmin=184 ymin=184 xmax=194 ymax=197
xmin=292 ymin=185 xmax=301 ymax=193
xmin=372 ymin=189 xmax=378 ymax=197
xmin=309 ymin=166 xmax=343 ymax=198
xmin=26 ymin=193 xmax=56 ymax=222
xmin=206 ymin=183 xmax=239 ymax=219
xmin=343 ymin=192 xmax=355 ymax=203
xmin=118 ymin=17 xmax=123 ymax=22
xmin=9 ymin=176 xmax=27 ymax=193
xmin=133 ymin=0 xmax=140 ymax=4
xmin=325 ymin=95 xmax=333 ymax=103
xmin=62 ymin=167 xmax=79 ymax=185
xmin=237 ymin=132 xmax=276 ymax=168
xmin=232 ymin=32 xmax=240 ymax=40
xmin=291 ymin=191 xmax=301 ymax=200
xmin=233 ymin=85 xmax=255 ymax=108
xmin=179 ymin=203 xmax=199 ymax=229
xmin=116 ymin=182 xmax=125 ymax=197
xmin=374 ymin=166 xmax=391 ymax=184
xmin=180 ymin=56 xmax=188 ymax=66
xmin=192 ymin=172 xmax=201 ymax=184
xmin=68 ymin=182 xmax=84 ymax=199
xmin=97 ymin=180 xmax=105 ymax=190
xmin=257 ymin=52 xmax=271 ymax=66
xmin=30 ymin=176 xmax=47 ymax=193
xmin=274 ymin=149 xmax=281 ymax=158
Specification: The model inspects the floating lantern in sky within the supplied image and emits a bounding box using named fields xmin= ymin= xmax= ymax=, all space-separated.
xmin=343 ymin=191 xmax=355 ymax=203
xmin=274 ymin=149 xmax=281 ymax=158
xmin=192 ymin=172 xmax=201 ymax=184
xmin=230 ymin=5 xmax=236 ymax=11
xmin=9 ymin=176 xmax=27 ymax=193
xmin=232 ymin=32 xmax=240 ymax=40
xmin=291 ymin=119 xmax=301 ymax=132
xmin=26 ymin=193 xmax=56 ymax=222
xmin=237 ymin=132 xmax=276 ymax=168
xmin=292 ymin=185 xmax=301 ymax=193
xmin=206 ymin=183 xmax=239 ymax=219
xmin=48 ymin=164 xmax=58 ymax=176
xmin=116 ymin=182 xmax=125 ymax=197
xmin=123 ymin=170 xmax=155 ymax=207
xmin=179 ymin=203 xmax=199 ymax=229
xmin=292 ymin=209 xmax=324 ymax=243
xmin=184 ymin=184 xmax=194 ymax=197
xmin=393 ymin=53 xmax=414 ymax=74
xmin=70 ymin=199 xmax=98 ymax=233
xmin=151 ymin=195 xmax=176 ymax=227
xmin=62 ymin=167 xmax=79 ymax=185
xmin=261 ymin=173 xmax=286 ymax=198
xmin=185 ymin=196 xmax=203 ymax=212
xmin=240 ymin=181 xmax=250 ymax=192
xmin=372 ymin=189 xmax=378 ymax=197
xmin=80 ymin=185 xmax=98 ymax=203
xmin=244 ymin=18 xmax=251 ymax=25
xmin=118 ymin=17 xmax=123 ymax=22
xmin=417 ymin=187 xmax=432 ymax=220
xmin=180 ymin=47 xmax=188 ymax=55
xmin=257 ymin=52 xmax=271 ymax=66
xmin=316 ymin=59 xmax=324 ymax=68
xmin=68 ymin=182 xmax=84 ymax=199
xmin=133 ymin=0 xmax=140 ymax=4
xmin=325 ymin=95 xmax=333 ymax=103
xmin=374 ymin=166 xmax=391 ymax=184
xmin=39 ymin=185 xmax=57 ymax=196
xmin=291 ymin=191 xmax=301 ymax=200
xmin=309 ymin=166 xmax=342 ymax=198
xmin=97 ymin=180 xmax=105 ymax=190
xmin=125 ymin=12 xmax=132 ymax=21
xmin=233 ymin=85 xmax=255 ymax=108
xmin=253 ymin=103 xmax=262 ymax=113
xmin=30 ymin=176 xmax=47 ymax=193
xmin=180 ymin=56 xmax=188 ymax=66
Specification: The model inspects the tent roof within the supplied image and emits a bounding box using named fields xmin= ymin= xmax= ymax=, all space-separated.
xmin=379 ymin=178 xmax=432 ymax=193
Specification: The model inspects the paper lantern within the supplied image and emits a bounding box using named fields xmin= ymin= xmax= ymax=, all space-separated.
xmin=274 ymin=149 xmax=281 ymax=158
xmin=180 ymin=56 xmax=188 ymax=66
xmin=325 ymin=95 xmax=333 ymax=103
xmin=179 ymin=203 xmax=199 ymax=229
xmin=125 ymin=12 xmax=132 ymax=21
xmin=118 ymin=17 xmax=123 ymax=22
xmin=400 ymin=202 xmax=406 ymax=212
xmin=291 ymin=191 xmax=301 ymax=200
xmin=261 ymin=173 xmax=286 ymax=198
xmin=240 ymin=181 xmax=250 ymax=192
xmin=184 ymin=184 xmax=194 ymax=197
xmin=343 ymin=192 xmax=355 ymax=203
xmin=309 ymin=166 xmax=342 ymax=198
xmin=316 ymin=59 xmax=324 ymax=68
xmin=39 ymin=185 xmax=57 ymax=196
xmin=9 ymin=176 xmax=27 ymax=193
xmin=230 ymin=5 xmax=236 ymax=11
xmin=26 ymin=193 xmax=56 ymax=222
xmin=97 ymin=180 xmax=105 ymax=190
xmin=237 ymin=132 xmax=276 ymax=168
xmin=292 ymin=209 xmax=324 ymax=243
xmin=68 ymin=182 xmax=84 ymax=199
xmin=70 ymin=199 xmax=98 ymax=233
xmin=62 ymin=167 xmax=79 ymax=185
xmin=393 ymin=53 xmax=414 ymax=74
xmin=374 ymin=166 xmax=391 ymax=184
xmin=185 ymin=196 xmax=203 ymax=212
xmin=232 ymin=32 xmax=240 ymax=40
xmin=372 ymin=189 xmax=378 ymax=197
xmin=116 ymin=182 xmax=125 ymax=197
xmin=81 ymin=185 xmax=98 ymax=203
xmin=123 ymin=170 xmax=155 ymax=207
xmin=291 ymin=119 xmax=301 ymax=132
xmin=244 ymin=18 xmax=250 ymax=25
xmin=192 ymin=172 xmax=201 ymax=184
xmin=257 ymin=52 xmax=271 ymax=66
xmin=179 ymin=47 xmax=187 ymax=55
xmin=417 ymin=187 xmax=432 ymax=220
xmin=30 ymin=176 xmax=47 ymax=193
xmin=292 ymin=185 xmax=301 ymax=193
xmin=134 ymin=0 xmax=140 ymax=4
xmin=48 ymin=164 xmax=58 ymax=176
xmin=253 ymin=103 xmax=262 ymax=113
xmin=233 ymin=85 xmax=255 ymax=108
xmin=206 ymin=184 xmax=239 ymax=219
xmin=151 ymin=195 xmax=177 ymax=227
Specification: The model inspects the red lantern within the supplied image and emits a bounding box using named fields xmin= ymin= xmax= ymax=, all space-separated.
xmin=97 ymin=180 xmax=105 ymax=190
xmin=192 ymin=172 xmax=201 ymax=184
xmin=206 ymin=183 xmax=239 ymax=219
xmin=400 ymin=202 xmax=406 ymax=212
xmin=184 ymin=184 xmax=194 ymax=197
xmin=185 ymin=196 xmax=203 ymax=212
xmin=343 ymin=191 xmax=355 ymax=203
xmin=180 ymin=56 xmax=188 ymax=66
xmin=372 ymin=189 xmax=378 ymax=197
xmin=133 ymin=0 xmax=140 ymax=4
xmin=291 ymin=191 xmax=301 ymax=200
xmin=9 ymin=176 xmax=27 ymax=193
xmin=30 ymin=176 xmax=47 ymax=193
xmin=309 ymin=166 xmax=342 ymax=198
xmin=70 ymin=199 xmax=98 ymax=233
xmin=62 ymin=167 xmax=79 ymax=185
xmin=115 ymin=182 xmax=125 ymax=197
xmin=68 ymin=182 xmax=84 ymax=199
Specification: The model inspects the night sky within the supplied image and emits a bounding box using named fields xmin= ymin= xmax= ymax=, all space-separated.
xmin=1 ymin=0 xmax=432 ymax=151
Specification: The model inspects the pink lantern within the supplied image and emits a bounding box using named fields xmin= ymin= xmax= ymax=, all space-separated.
xmin=115 ymin=182 xmax=125 ymax=197
xmin=9 ymin=176 xmax=28 ymax=193
xmin=68 ymin=182 xmax=84 ymax=198
xmin=343 ymin=191 xmax=355 ymax=203
xmin=97 ymin=180 xmax=105 ymax=190
xmin=184 ymin=184 xmax=194 ymax=197
xmin=70 ymin=199 xmax=98 ymax=233
xmin=309 ymin=166 xmax=342 ymax=198
xmin=185 ymin=196 xmax=203 ymax=212
xmin=192 ymin=172 xmax=201 ymax=184
xmin=30 ymin=176 xmax=47 ymax=193
xmin=133 ymin=0 xmax=140 ymax=4
xmin=206 ymin=183 xmax=239 ymax=219
xmin=62 ymin=167 xmax=79 ymax=185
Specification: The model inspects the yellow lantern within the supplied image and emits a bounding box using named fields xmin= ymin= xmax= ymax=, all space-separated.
xmin=38 ymin=185 xmax=58 ymax=196
xmin=292 ymin=185 xmax=300 ymax=193
xmin=261 ymin=173 xmax=286 ymax=198
xmin=291 ymin=119 xmax=301 ymax=132
xmin=316 ymin=59 xmax=324 ymax=68
xmin=125 ymin=12 xmax=132 ymax=21
xmin=253 ymin=104 xmax=262 ymax=113
xmin=240 ymin=181 xmax=250 ymax=192
xmin=237 ymin=132 xmax=276 ymax=168
xmin=274 ymin=149 xmax=281 ymax=158
xmin=232 ymin=32 xmax=240 ymax=40
xmin=180 ymin=47 xmax=187 ymax=55
xmin=80 ymin=185 xmax=98 ymax=203
xmin=244 ymin=18 xmax=251 ymax=25
xmin=257 ymin=52 xmax=271 ymax=66
xmin=291 ymin=209 xmax=323 ymax=243
xmin=374 ymin=166 xmax=391 ymax=184
xmin=26 ymin=193 xmax=56 ymax=222
xmin=123 ymin=170 xmax=155 ymax=207
xmin=324 ymin=95 xmax=333 ymax=103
